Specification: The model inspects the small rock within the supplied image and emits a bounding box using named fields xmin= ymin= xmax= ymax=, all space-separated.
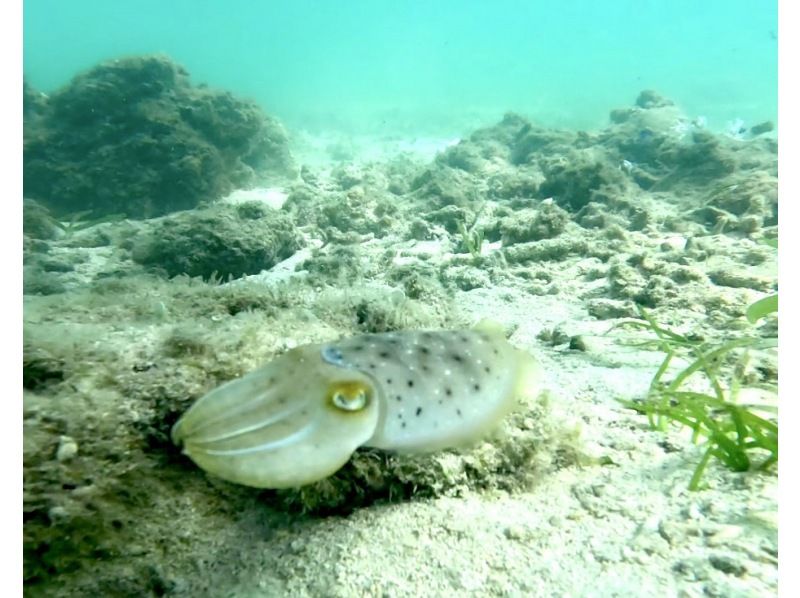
xmin=708 ymin=553 xmax=747 ymax=577
xmin=673 ymin=556 xmax=711 ymax=581
xmin=47 ymin=506 xmax=70 ymax=523
xmin=586 ymin=298 xmax=638 ymax=320
xmin=56 ymin=435 xmax=78 ymax=461
xmin=568 ymin=336 xmax=588 ymax=351
xmin=706 ymin=524 xmax=743 ymax=547
xmin=709 ymin=269 xmax=773 ymax=292
xmin=660 ymin=236 xmax=687 ymax=252
xmin=503 ymin=525 xmax=528 ymax=540
xmin=749 ymin=121 xmax=774 ymax=136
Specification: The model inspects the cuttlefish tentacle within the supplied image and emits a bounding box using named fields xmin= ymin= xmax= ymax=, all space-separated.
xmin=172 ymin=323 xmax=540 ymax=489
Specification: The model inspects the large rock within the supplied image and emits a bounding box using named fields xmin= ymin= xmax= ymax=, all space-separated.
xmin=24 ymin=55 xmax=295 ymax=219
xmin=131 ymin=203 xmax=302 ymax=280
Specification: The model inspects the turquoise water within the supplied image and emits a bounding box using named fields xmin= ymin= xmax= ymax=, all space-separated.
xmin=23 ymin=0 xmax=777 ymax=135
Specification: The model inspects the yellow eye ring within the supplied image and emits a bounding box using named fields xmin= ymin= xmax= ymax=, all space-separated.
xmin=328 ymin=381 xmax=370 ymax=412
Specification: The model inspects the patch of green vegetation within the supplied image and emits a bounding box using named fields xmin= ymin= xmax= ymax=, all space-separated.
xmin=54 ymin=209 xmax=129 ymax=236
xmin=761 ymin=236 xmax=778 ymax=250
xmin=746 ymin=293 xmax=777 ymax=324
xmin=617 ymin=305 xmax=777 ymax=490
xmin=456 ymin=205 xmax=486 ymax=259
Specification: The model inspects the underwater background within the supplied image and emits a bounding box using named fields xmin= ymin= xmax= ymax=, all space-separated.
xmin=22 ymin=1 xmax=779 ymax=597
xmin=24 ymin=0 xmax=777 ymax=135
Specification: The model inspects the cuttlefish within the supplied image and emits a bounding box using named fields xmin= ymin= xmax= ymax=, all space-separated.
xmin=171 ymin=321 xmax=540 ymax=488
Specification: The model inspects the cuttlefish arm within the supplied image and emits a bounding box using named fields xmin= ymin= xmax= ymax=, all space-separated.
xmin=171 ymin=344 xmax=381 ymax=488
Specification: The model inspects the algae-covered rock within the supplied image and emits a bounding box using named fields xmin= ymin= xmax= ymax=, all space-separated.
xmin=603 ymin=90 xmax=772 ymax=201
xmin=668 ymin=129 xmax=737 ymax=181
xmin=410 ymin=165 xmax=481 ymax=209
xmin=436 ymin=141 xmax=487 ymax=173
xmin=301 ymin=244 xmax=365 ymax=286
xmin=385 ymin=154 xmax=426 ymax=195
xmin=23 ymin=345 xmax=65 ymax=390
xmin=574 ymin=202 xmax=631 ymax=230
xmin=132 ymin=204 xmax=302 ymax=280
xmin=441 ymin=265 xmax=492 ymax=291
xmin=23 ymin=199 xmax=62 ymax=240
xmin=487 ymin=166 xmax=545 ymax=200
xmin=23 ymin=267 xmax=67 ymax=296
xmin=509 ymin=124 xmax=576 ymax=166
xmin=538 ymin=148 xmax=630 ymax=212
xmin=331 ymin=163 xmax=389 ymax=192
xmin=284 ymin=176 xmax=403 ymax=237
xmin=424 ymin=204 xmax=474 ymax=234
xmin=24 ymin=55 xmax=295 ymax=219
xmin=700 ymin=171 xmax=778 ymax=228
xmin=23 ymin=79 xmax=49 ymax=122
xmin=471 ymin=112 xmax=531 ymax=147
xmin=708 ymin=269 xmax=775 ymax=292
xmin=500 ymin=201 xmax=570 ymax=245
xmin=319 ymin=191 xmax=400 ymax=237
xmin=634 ymin=89 xmax=675 ymax=109
xmin=605 ymin=91 xmax=693 ymax=171
xmin=504 ymin=237 xmax=589 ymax=264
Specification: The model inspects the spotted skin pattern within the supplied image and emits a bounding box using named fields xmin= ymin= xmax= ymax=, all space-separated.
xmin=172 ymin=321 xmax=540 ymax=488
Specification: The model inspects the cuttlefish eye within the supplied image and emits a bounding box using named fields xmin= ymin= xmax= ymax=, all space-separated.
xmin=328 ymin=381 xmax=371 ymax=412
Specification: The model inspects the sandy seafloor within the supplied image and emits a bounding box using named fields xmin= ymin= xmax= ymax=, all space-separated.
xmin=23 ymin=98 xmax=778 ymax=597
